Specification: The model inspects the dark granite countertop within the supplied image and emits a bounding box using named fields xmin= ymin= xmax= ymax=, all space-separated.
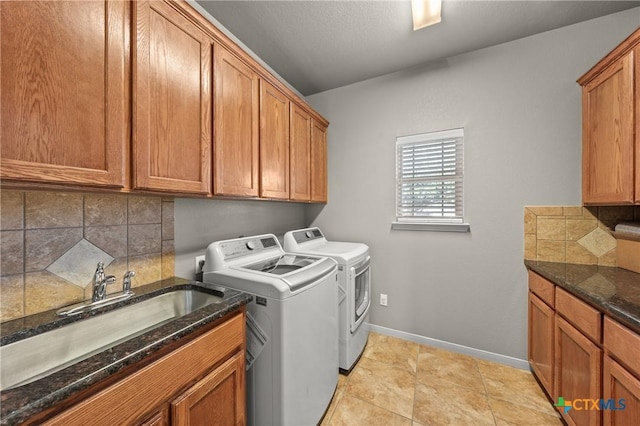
xmin=525 ymin=261 xmax=640 ymax=334
xmin=0 ymin=277 xmax=252 ymax=426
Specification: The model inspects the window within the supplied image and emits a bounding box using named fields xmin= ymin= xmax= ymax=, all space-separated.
xmin=392 ymin=128 xmax=469 ymax=232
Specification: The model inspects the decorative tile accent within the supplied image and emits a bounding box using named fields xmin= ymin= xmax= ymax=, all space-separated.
xmin=46 ymin=239 xmax=114 ymax=288
xmin=162 ymin=201 xmax=174 ymax=241
xmin=1 ymin=191 xmax=23 ymax=230
xmin=537 ymin=218 xmax=565 ymax=240
xmin=578 ymin=227 xmax=617 ymax=257
xmin=162 ymin=240 xmax=175 ymax=279
xmin=128 ymin=196 xmax=161 ymax=224
xmin=25 ymin=228 xmax=83 ymax=272
xmin=25 ymin=271 xmax=85 ymax=315
xmin=85 ymin=225 xmax=128 ymax=258
xmin=25 ymin=192 xmax=83 ymax=229
xmin=128 ymin=253 xmax=162 ymax=287
xmin=1 ymin=230 xmax=24 ymax=275
xmin=566 ymin=219 xmax=597 ymax=241
xmin=1 ymin=191 xmax=174 ymax=321
xmin=0 ymin=275 xmax=24 ymax=321
xmin=524 ymin=206 xmax=636 ymax=266
xmin=566 ymin=241 xmax=597 ymax=265
xmin=128 ymin=224 xmax=162 ymax=256
xmin=84 ymin=194 xmax=127 ymax=226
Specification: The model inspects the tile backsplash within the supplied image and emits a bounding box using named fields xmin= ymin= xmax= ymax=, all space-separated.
xmin=524 ymin=205 xmax=640 ymax=266
xmin=0 ymin=190 xmax=174 ymax=321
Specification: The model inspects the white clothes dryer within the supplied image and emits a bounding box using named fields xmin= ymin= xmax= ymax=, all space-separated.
xmin=202 ymin=234 xmax=338 ymax=426
xmin=283 ymin=227 xmax=371 ymax=373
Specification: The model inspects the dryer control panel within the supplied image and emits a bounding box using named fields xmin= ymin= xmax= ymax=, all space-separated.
xmin=292 ymin=228 xmax=324 ymax=244
xmin=220 ymin=236 xmax=280 ymax=260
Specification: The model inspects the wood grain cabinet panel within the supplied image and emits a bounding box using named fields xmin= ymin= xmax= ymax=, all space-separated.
xmin=603 ymin=356 xmax=640 ymax=426
xmin=133 ymin=0 xmax=212 ymax=194
xmin=310 ymin=119 xmax=328 ymax=203
xmin=290 ymin=104 xmax=312 ymax=201
xmin=259 ymin=80 xmax=290 ymax=199
xmin=555 ymin=315 xmax=602 ymax=426
xmin=214 ymin=46 xmax=259 ymax=197
xmin=42 ymin=312 xmax=245 ymax=426
xmin=0 ymin=0 xmax=128 ymax=188
xmin=528 ymin=292 xmax=554 ymax=398
xmin=172 ymin=352 xmax=245 ymax=426
xmin=579 ymin=29 xmax=640 ymax=205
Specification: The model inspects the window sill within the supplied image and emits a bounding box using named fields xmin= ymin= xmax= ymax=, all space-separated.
xmin=391 ymin=222 xmax=471 ymax=233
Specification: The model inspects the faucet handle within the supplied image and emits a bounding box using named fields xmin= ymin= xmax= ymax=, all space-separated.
xmin=123 ymin=271 xmax=136 ymax=293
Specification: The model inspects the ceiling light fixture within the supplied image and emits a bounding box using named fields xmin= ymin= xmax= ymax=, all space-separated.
xmin=411 ymin=0 xmax=442 ymax=31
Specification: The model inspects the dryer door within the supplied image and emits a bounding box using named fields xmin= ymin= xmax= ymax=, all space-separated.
xmin=350 ymin=256 xmax=371 ymax=332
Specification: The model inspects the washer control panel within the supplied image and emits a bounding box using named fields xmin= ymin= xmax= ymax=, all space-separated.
xmin=220 ymin=236 xmax=279 ymax=260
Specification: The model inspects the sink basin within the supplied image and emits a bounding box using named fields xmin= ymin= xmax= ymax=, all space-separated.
xmin=0 ymin=289 xmax=223 ymax=391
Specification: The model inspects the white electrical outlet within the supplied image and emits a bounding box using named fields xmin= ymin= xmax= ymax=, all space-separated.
xmin=195 ymin=255 xmax=205 ymax=274
xmin=380 ymin=293 xmax=388 ymax=306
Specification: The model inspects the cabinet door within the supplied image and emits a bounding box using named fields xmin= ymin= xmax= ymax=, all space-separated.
xmin=310 ymin=119 xmax=328 ymax=203
xmin=259 ymin=80 xmax=290 ymax=199
xmin=172 ymin=352 xmax=245 ymax=426
xmin=582 ymin=51 xmax=635 ymax=204
xmin=528 ymin=292 xmax=554 ymax=398
xmin=636 ymin=46 xmax=640 ymax=204
xmin=603 ymin=356 xmax=640 ymax=426
xmin=290 ymin=104 xmax=311 ymax=201
xmin=0 ymin=0 xmax=127 ymax=188
xmin=555 ymin=315 xmax=602 ymax=426
xmin=214 ymin=47 xmax=259 ymax=197
xmin=133 ymin=0 xmax=212 ymax=194
xmin=141 ymin=408 xmax=169 ymax=426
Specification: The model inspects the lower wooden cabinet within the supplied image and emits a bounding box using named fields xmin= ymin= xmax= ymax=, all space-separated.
xmin=555 ymin=315 xmax=602 ymax=426
xmin=528 ymin=292 xmax=554 ymax=397
xmin=528 ymin=271 xmax=640 ymax=426
xmin=42 ymin=311 xmax=245 ymax=426
xmin=603 ymin=356 xmax=640 ymax=426
xmin=172 ymin=352 xmax=245 ymax=425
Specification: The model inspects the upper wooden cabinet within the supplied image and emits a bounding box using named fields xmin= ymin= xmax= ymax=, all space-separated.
xmin=579 ymin=29 xmax=640 ymax=205
xmin=0 ymin=0 xmax=128 ymax=188
xmin=311 ymin=120 xmax=328 ymax=203
xmin=290 ymin=104 xmax=328 ymax=203
xmin=1 ymin=0 xmax=329 ymax=201
xmin=259 ymin=80 xmax=290 ymax=199
xmin=213 ymin=47 xmax=260 ymax=197
xmin=290 ymin=104 xmax=312 ymax=201
xmin=133 ymin=0 xmax=212 ymax=194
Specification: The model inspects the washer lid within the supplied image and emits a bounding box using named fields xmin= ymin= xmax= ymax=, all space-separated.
xmin=242 ymin=254 xmax=318 ymax=275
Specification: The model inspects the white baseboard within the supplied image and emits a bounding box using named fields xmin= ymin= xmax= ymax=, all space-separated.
xmin=367 ymin=323 xmax=529 ymax=370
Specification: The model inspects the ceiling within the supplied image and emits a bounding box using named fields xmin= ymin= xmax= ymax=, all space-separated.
xmin=195 ymin=1 xmax=640 ymax=96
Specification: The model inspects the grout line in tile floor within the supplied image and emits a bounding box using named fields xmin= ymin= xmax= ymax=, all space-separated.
xmin=321 ymin=332 xmax=562 ymax=426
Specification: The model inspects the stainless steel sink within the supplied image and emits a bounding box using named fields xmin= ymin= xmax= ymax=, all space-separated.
xmin=0 ymin=289 xmax=223 ymax=391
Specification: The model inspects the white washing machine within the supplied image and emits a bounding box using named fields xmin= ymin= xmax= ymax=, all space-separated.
xmin=202 ymin=234 xmax=338 ymax=426
xmin=284 ymin=227 xmax=371 ymax=373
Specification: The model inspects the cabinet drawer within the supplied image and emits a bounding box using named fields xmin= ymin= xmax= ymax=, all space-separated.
xmin=604 ymin=317 xmax=640 ymax=378
xmin=44 ymin=312 xmax=244 ymax=426
xmin=556 ymin=287 xmax=601 ymax=343
xmin=528 ymin=271 xmax=555 ymax=307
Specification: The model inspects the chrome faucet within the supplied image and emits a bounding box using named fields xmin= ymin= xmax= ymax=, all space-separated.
xmin=123 ymin=271 xmax=136 ymax=294
xmin=92 ymin=262 xmax=116 ymax=302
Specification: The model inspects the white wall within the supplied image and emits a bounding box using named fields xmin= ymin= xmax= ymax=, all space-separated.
xmin=174 ymin=199 xmax=305 ymax=279
xmin=306 ymin=9 xmax=640 ymax=360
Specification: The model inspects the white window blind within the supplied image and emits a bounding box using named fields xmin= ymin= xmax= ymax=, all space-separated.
xmin=395 ymin=128 xmax=464 ymax=223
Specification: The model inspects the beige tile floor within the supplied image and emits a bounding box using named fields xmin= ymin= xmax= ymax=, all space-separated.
xmin=321 ymin=332 xmax=563 ymax=426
